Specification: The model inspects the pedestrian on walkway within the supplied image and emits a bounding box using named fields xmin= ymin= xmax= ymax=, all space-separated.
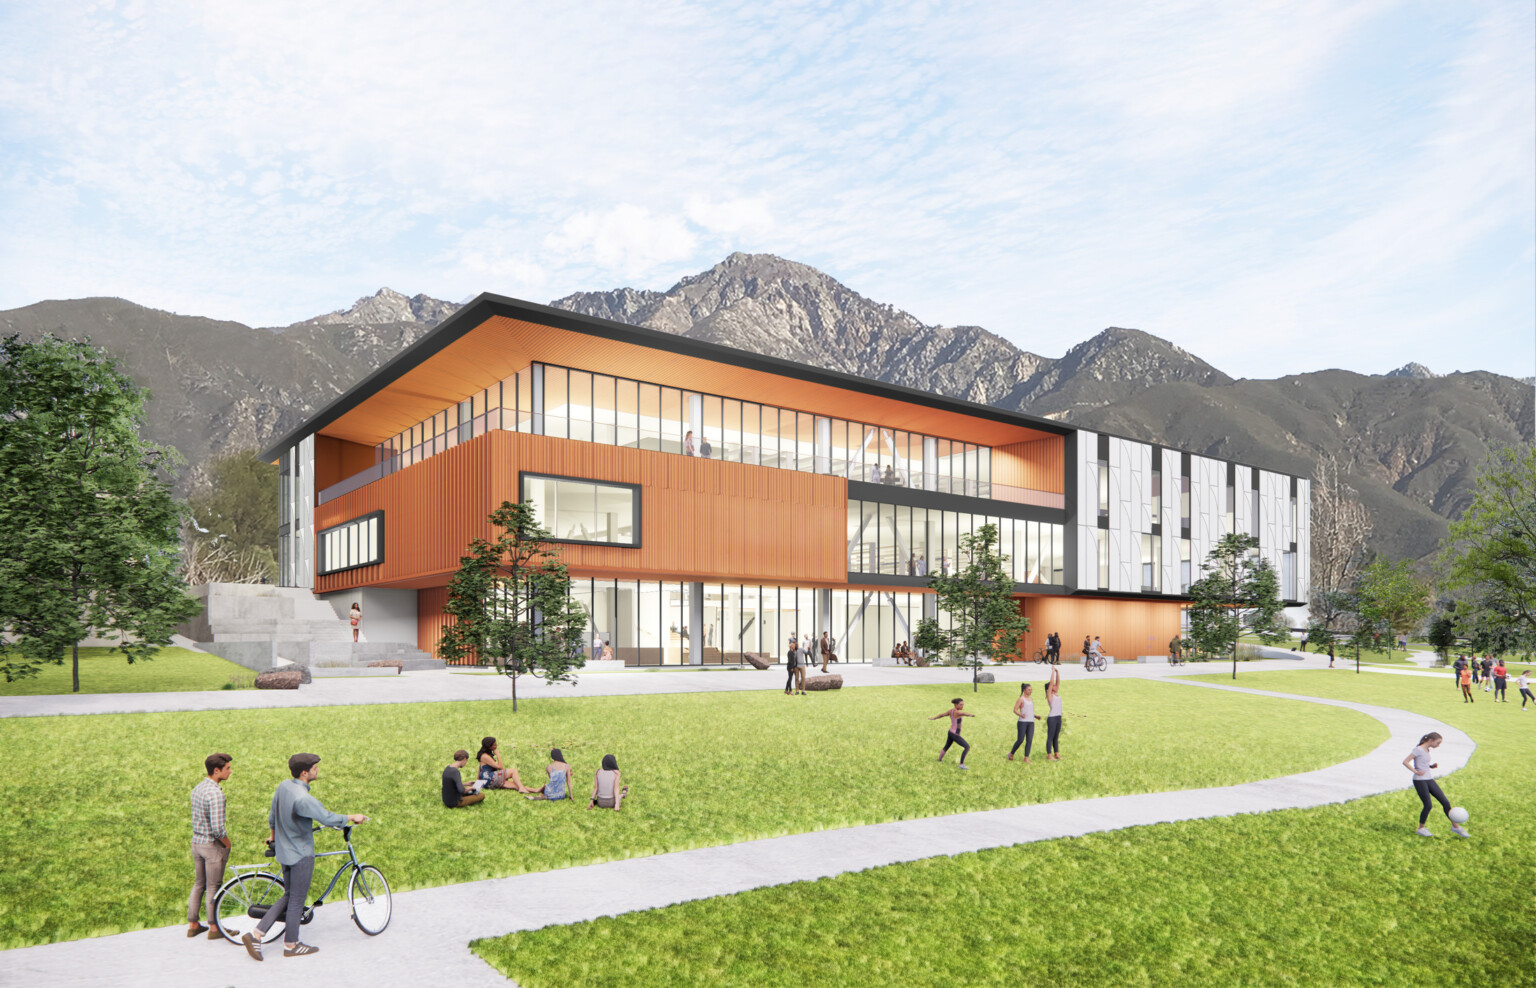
xmin=442 ymin=750 xmax=485 ymax=808
xmin=1044 ymin=666 xmax=1064 ymax=760
xmin=819 ymin=631 xmax=837 ymax=673
xmin=188 ymin=753 xmax=233 ymax=940
xmin=348 ymin=602 xmax=361 ymax=643
xmin=243 ymin=754 xmax=367 ymax=961
xmin=932 ymin=698 xmax=973 ymax=768
xmin=785 ymin=637 xmax=802 ymax=695
xmin=1328 ymin=642 xmax=1336 ymax=668
xmin=1492 ymin=660 xmax=1508 ymax=702
xmin=1008 ymin=683 xmax=1035 ymax=763
xmin=1459 ymin=663 xmax=1474 ymax=703
xmin=1518 ymin=670 xmax=1533 ymax=710
xmin=1403 ymin=732 xmax=1469 ymax=838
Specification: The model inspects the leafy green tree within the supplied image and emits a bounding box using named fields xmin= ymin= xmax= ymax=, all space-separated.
xmin=1354 ymin=559 xmax=1430 ymax=661
xmin=1426 ymin=615 xmax=1457 ymax=661
xmin=185 ymin=449 xmax=278 ymax=584
xmin=914 ymin=523 xmax=1029 ymax=692
xmin=1186 ymin=533 xmax=1289 ymax=679
xmin=436 ymin=500 xmax=587 ymax=711
xmin=0 ymin=335 xmax=201 ymax=691
xmin=1439 ymin=445 xmax=1536 ymax=640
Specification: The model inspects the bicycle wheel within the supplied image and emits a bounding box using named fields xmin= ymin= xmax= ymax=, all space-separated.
xmin=1093 ymin=656 xmax=1106 ymax=672
xmin=213 ymin=872 xmax=286 ymax=944
xmin=348 ymin=864 xmax=392 ymax=935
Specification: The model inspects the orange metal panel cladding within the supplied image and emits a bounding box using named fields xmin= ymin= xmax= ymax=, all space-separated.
xmin=1016 ymin=595 xmax=1183 ymax=662
xmin=993 ymin=437 xmax=1066 ymax=495
xmin=313 ymin=429 xmax=849 ymax=595
xmin=314 ymin=435 xmax=378 ymax=491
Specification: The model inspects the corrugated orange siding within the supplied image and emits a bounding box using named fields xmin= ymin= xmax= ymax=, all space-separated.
xmin=993 ymin=436 xmax=1066 ymax=494
xmin=314 ymin=436 xmax=378 ymax=491
xmin=314 ymin=429 xmax=848 ymax=595
xmin=1017 ymin=595 xmax=1182 ymax=662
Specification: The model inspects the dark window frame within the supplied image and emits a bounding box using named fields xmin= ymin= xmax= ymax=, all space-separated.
xmin=316 ymin=510 xmax=385 ymax=577
xmin=519 ymin=472 xmax=643 ymax=549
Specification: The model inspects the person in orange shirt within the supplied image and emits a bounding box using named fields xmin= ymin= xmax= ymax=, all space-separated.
xmin=1459 ymin=663 xmax=1474 ymax=703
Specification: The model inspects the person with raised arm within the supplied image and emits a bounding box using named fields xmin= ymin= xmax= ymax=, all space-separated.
xmin=1044 ymin=666 xmax=1064 ymax=761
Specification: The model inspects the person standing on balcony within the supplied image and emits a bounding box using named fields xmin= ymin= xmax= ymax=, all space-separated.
xmin=700 ymin=435 xmax=712 ymax=458
xmin=684 ymin=431 xmax=696 ymax=456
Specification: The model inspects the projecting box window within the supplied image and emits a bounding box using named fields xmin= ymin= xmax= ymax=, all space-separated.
xmin=521 ymin=473 xmax=640 ymax=547
xmin=317 ymin=511 xmax=384 ymax=576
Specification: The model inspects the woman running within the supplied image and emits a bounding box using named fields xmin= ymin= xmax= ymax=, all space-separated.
xmin=1044 ymin=666 xmax=1063 ymax=760
xmin=1402 ymin=732 xmax=1469 ymax=838
xmin=1008 ymin=683 xmax=1036 ymax=763
xmin=931 ymin=698 xmax=974 ymax=769
xmin=1519 ymin=669 xmax=1533 ymax=710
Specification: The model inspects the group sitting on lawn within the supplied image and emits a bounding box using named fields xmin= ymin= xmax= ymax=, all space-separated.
xmin=441 ymin=739 xmax=630 ymax=810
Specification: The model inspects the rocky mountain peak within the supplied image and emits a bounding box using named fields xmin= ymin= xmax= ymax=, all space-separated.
xmin=295 ymin=288 xmax=461 ymax=328
xmin=1385 ymin=361 xmax=1436 ymax=379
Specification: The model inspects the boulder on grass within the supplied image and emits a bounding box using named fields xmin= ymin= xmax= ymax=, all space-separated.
xmin=976 ymin=672 xmax=996 ymax=684
xmin=742 ymin=652 xmax=772 ymax=670
xmin=255 ymin=670 xmax=302 ymax=690
xmin=804 ymin=674 xmax=842 ymax=691
xmin=368 ymin=660 xmax=403 ymax=672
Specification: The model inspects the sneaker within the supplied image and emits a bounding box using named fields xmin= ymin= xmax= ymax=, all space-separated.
xmin=1451 ymin=825 xmax=1471 ymax=839
xmin=958 ymin=763 xmax=969 ymax=770
xmin=241 ymin=932 xmax=263 ymax=962
xmin=187 ymin=923 xmax=208 ymax=938
xmin=1416 ymin=827 xmax=1434 ymax=837
xmin=284 ymin=942 xmax=320 ymax=957
xmin=208 ymin=926 xmax=224 ymax=940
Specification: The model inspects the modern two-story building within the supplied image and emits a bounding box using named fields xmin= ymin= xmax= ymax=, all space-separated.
xmin=263 ymin=294 xmax=1310 ymax=665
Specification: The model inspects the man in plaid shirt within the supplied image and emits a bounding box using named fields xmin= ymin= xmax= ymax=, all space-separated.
xmin=189 ymin=753 xmax=233 ymax=938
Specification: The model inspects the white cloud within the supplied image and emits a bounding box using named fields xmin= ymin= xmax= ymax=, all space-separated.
xmin=0 ymin=0 xmax=1528 ymax=377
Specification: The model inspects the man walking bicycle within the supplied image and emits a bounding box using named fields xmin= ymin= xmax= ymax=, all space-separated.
xmin=243 ymin=753 xmax=367 ymax=961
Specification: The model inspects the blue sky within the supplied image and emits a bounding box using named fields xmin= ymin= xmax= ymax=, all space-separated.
xmin=0 ymin=1 xmax=1530 ymax=380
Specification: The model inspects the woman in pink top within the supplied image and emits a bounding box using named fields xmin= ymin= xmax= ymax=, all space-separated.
xmin=930 ymin=698 xmax=974 ymax=769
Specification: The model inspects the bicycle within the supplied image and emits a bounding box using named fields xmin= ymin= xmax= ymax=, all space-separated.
xmin=213 ymin=823 xmax=391 ymax=944
xmin=1030 ymin=648 xmax=1049 ymax=664
xmin=1083 ymin=653 xmax=1106 ymax=672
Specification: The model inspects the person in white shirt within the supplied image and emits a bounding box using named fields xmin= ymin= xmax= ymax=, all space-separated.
xmin=1008 ymin=683 xmax=1036 ymax=762
xmin=1402 ymin=732 xmax=1468 ymax=838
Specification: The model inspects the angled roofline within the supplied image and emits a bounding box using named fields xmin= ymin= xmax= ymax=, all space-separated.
xmin=260 ymin=292 xmax=1072 ymax=460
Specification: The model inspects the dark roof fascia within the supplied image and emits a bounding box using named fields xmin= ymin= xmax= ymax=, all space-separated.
xmin=260 ymin=293 xmax=1073 ymax=461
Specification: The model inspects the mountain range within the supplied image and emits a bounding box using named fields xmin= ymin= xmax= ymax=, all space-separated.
xmin=3 ymin=253 xmax=1530 ymax=563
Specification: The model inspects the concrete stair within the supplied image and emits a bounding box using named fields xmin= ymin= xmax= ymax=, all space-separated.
xmin=178 ymin=584 xmax=443 ymax=673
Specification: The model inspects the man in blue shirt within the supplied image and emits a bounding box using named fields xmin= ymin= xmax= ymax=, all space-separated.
xmin=243 ymin=753 xmax=367 ymax=961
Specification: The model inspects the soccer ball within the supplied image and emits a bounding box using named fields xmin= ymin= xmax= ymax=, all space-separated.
xmin=1448 ymin=806 xmax=1469 ymax=825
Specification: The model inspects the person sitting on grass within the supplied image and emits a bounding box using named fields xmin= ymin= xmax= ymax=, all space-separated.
xmin=524 ymin=749 xmax=573 ymax=801
xmin=477 ymin=736 xmax=531 ymax=792
xmin=442 ymin=750 xmax=484 ymax=808
xmin=588 ymin=754 xmax=631 ymax=810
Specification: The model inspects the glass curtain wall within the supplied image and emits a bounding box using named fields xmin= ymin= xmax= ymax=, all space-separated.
xmin=538 ymin=579 xmax=940 ymax=666
xmin=847 ymin=500 xmax=1065 ymax=585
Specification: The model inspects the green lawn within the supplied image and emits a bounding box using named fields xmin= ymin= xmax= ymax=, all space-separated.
xmin=0 ymin=647 xmax=254 ymax=695
xmin=0 ymin=679 xmax=1383 ymax=949
xmin=472 ymin=671 xmax=1532 ymax=988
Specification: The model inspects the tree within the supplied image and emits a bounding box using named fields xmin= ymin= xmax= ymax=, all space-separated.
xmin=184 ymin=449 xmax=278 ymax=584
xmin=1309 ymin=452 xmax=1373 ymax=633
xmin=1426 ymin=615 xmax=1457 ymax=661
xmin=913 ymin=523 xmax=1029 ymax=692
xmin=1353 ymin=559 xmax=1430 ymax=663
xmin=0 ymin=335 xmax=201 ymax=690
xmin=1186 ymin=533 xmax=1289 ymax=679
xmin=435 ymin=500 xmax=587 ymax=711
xmin=1439 ymin=445 xmax=1536 ymax=641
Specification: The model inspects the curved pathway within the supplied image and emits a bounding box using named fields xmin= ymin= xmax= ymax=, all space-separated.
xmin=0 ymin=678 xmax=1472 ymax=988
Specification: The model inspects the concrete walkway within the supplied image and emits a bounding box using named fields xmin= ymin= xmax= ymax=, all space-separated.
xmin=0 ymin=678 xmax=1473 ymax=988
xmin=0 ymin=653 xmax=1376 ymax=719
